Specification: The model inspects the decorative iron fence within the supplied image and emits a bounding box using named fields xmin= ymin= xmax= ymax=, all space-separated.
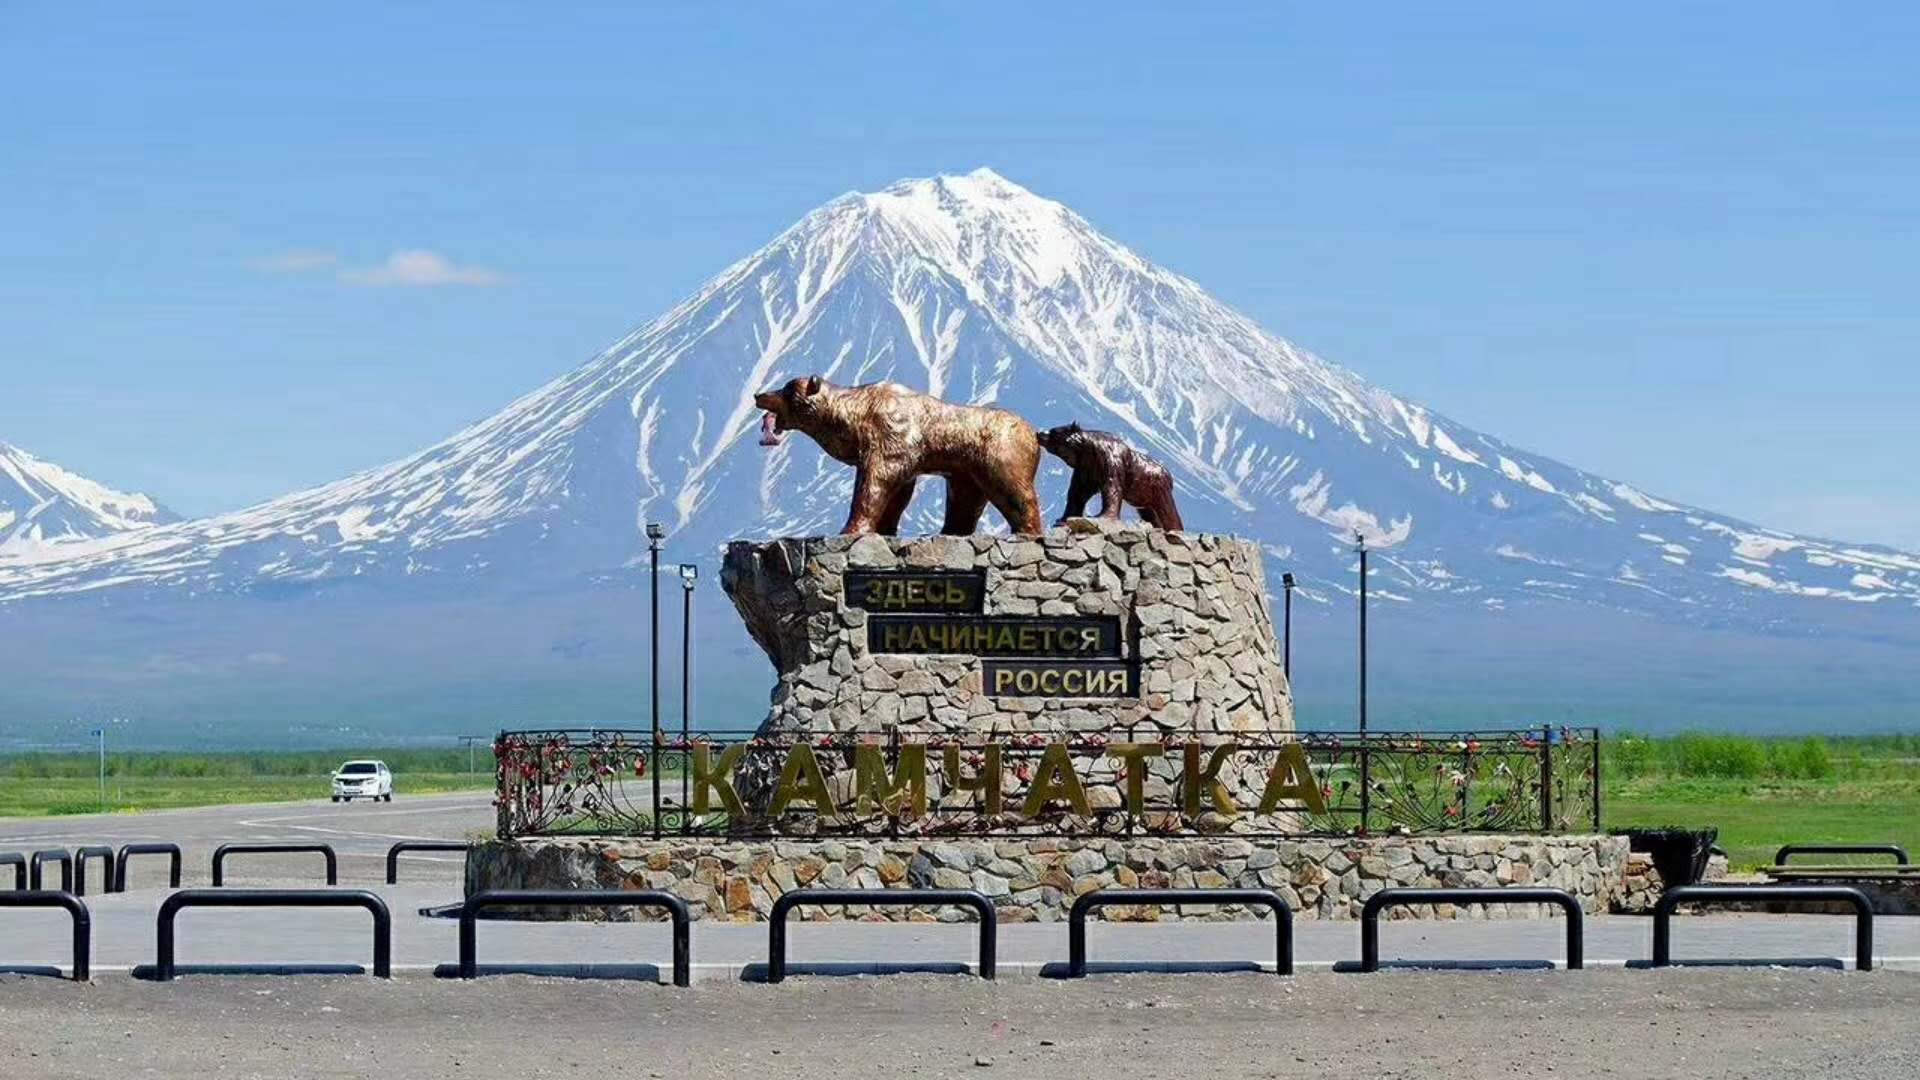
xmin=495 ymin=726 xmax=1599 ymax=840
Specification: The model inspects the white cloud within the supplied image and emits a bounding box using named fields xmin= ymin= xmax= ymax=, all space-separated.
xmin=339 ymin=249 xmax=506 ymax=287
xmin=248 ymin=250 xmax=337 ymax=273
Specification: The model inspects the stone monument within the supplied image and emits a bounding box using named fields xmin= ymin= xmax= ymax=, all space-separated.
xmin=471 ymin=384 xmax=1624 ymax=921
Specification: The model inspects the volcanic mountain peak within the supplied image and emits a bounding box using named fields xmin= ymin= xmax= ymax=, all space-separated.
xmin=1 ymin=171 xmax=1916 ymax=627
xmin=0 ymin=440 xmax=178 ymax=555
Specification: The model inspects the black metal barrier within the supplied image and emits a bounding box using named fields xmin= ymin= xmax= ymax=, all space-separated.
xmin=116 ymin=843 xmax=184 ymax=891
xmin=1068 ymin=888 xmax=1292 ymax=977
xmin=1774 ymin=843 xmax=1909 ymax=866
xmin=1653 ymin=885 xmax=1873 ymax=971
xmin=1361 ymin=887 xmax=1584 ymax=972
xmin=211 ymin=842 xmax=338 ymax=886
xmin=74 ymin=846 xmax=116 ymax=896
xmin=1 ymin=852 xmax=23 ymax=890
xmin=0 ymin=891 xmax=90 ymax=980
xmin=458 ymin=889 xmax=691 ymax=987
xmin=387 ymin=840 xmax=470 ymax=884
xmin=768 ymin=889 xmax=996 ymax=983
xmin=30 ymin=850 xmax=71 ymax=892
xmin=155 ymin=889 xmax=391 ymax=980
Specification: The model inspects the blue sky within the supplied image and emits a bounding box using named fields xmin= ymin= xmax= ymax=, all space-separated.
xmin=3 ymin=3 xmax=1916 ymax=547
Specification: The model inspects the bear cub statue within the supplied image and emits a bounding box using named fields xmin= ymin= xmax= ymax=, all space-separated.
xmin=1037 ymin=422 xmax=1184 ymax=530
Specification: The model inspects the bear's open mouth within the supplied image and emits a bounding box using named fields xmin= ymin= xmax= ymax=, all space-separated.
xmin=759 ymin=411 xmax=783 ymax=446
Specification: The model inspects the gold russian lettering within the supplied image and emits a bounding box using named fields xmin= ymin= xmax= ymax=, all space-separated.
xmin=941 ymin=744 xmax=1003 ymax=815
xmin=1020 ymin=743 xmax=1091 ymax=818
xmin=1106 ymin=742 xmax=1163 ymax=814
xmin=1181 ymin=742 xmax=1240 ymax=817
xmin=1256 ymin=743 xmax=1327 ymax=814
xmin=691 ymin=743 xmax=746 ymax=816
xmin=852 ymin=743 xmax=927 ymax=818
xmin=768 ymin=744 xmax=835 ymax=818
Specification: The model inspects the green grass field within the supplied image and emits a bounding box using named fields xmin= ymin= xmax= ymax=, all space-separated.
xmin=0 ymin=747 xmax=495 ymax=818
xmin=1606 ymin=777 xmax=1920 ymax=870
xmin=1 ymin=735 xmax=1914 ymax=872
xmin=0 ymin=772 xmax=494 ymax=818
xmin=1599 ymin=732 xmax=1920 ymax=869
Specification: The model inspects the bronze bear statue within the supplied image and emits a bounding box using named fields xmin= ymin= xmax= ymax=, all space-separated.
xmin=754 ymin=375 xmax=1044 ymax=535
xmin=1037 ymin=423 xmax=1184 ymax=530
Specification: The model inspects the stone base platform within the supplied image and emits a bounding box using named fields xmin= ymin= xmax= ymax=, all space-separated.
xmin=469 ymin=834 xmax=1629 ymax=923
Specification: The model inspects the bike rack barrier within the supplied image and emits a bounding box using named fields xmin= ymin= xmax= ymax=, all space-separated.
xmin=211 ymin=842 xmax=338 ymax=886
xmin=1773 ymin=843 xmax=1909 ymax=866
xmin=1 ymin=852 xmax=23 ymax=891
xmin=458 ymin=889 xmax=691 ymax=987
xmin=1068 ymin=888 xmax=1293 ymax=977
xmin=386 ymin=840 xmax=470 ymax=884
xmin=768 ymin=889 xmax=997 ymax=983
xmin=74 ymin=846 xmax=116 ymax=896
xmin=1360 ymin=887 xmax=1584 ymax=972
xmin=115 ymin=843 xmax=184 ymax=891
xmin=154 ymin=889 xmax=391 ymax=980
xmin=29 ymin=849 xmax=72 ymax=892
xmin=1653 ymin=885 xmax=1873 ymax=971
xmin=0 ymin=891 xmax=90 ymax=980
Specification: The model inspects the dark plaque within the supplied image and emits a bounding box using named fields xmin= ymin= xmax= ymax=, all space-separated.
xmin=843 ymin=569 xmax=986 ymax=614
xmin=982 ymin=659 xmax=1137 ymax=698
xmin=867 ymin=614 xmax=1122 ymax=658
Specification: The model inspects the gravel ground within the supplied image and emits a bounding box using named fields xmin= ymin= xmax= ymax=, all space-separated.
xmin=4 ymin=969 xmax=1917 ymax=1079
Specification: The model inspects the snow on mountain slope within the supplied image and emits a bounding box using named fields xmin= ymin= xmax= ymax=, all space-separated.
xmin=2 ymin=169 xmax=1916 ymax=627
xmin=0 ymin=442 xmax=178 ymax=554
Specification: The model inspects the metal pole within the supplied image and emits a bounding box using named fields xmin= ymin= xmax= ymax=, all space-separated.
xmin=1357 ymin=536 xmax=1368 ymax=734
xmin=97 ymin=728 xmax=106 ymax=813
xmin=648 ymin=525 xmax=663 ymax=742
xmin=1281 ymin=573 xmax=1294 ymax=682
xmin=646 ymin=523 xmax=665 ymax=841
xmin=1539 ymin=724 xmax=1554 ymax=832
xmin=681 ymin=568 xmax=694 ymax=828
xmin=1591 ymin=731 xmax=1603 ymax=830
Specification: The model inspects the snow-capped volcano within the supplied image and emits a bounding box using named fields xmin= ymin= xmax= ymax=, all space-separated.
xmin=0 ymin=441 xmax=177 ymax=555
xmin=3 ymin=169 xmax=1917 ymax=628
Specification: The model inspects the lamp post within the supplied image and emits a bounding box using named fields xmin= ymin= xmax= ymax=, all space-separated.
xmin=1281 ymin=572 xmax=1295 ymax=683
xmin=1355 ymin=531 xmax=1368 ymax=734
xmin=94 ymin=726 xmax=106 ymax=813
xmin=646 ymin=522 xmax=665 ymax=840
xmin=677 ymin=563 xmax=698 ymax=816
xmin=458 ymin=734 xmax=492 ymax=774
xmin=646 ymin=523 xmax=665 ymax=740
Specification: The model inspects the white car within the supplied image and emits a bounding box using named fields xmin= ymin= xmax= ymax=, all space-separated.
xmin=330 ymin=760 xmax=393 ymax=802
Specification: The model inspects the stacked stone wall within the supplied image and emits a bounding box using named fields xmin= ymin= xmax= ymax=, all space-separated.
xmin=471 ymin=834 xmax=1627 ymax=923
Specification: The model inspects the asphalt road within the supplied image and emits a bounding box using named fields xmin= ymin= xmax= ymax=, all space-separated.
xmin=1 ymin=877 xmax=1914 ymax=978
xmin=0 ymin=790 xmax=495 ymax=887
